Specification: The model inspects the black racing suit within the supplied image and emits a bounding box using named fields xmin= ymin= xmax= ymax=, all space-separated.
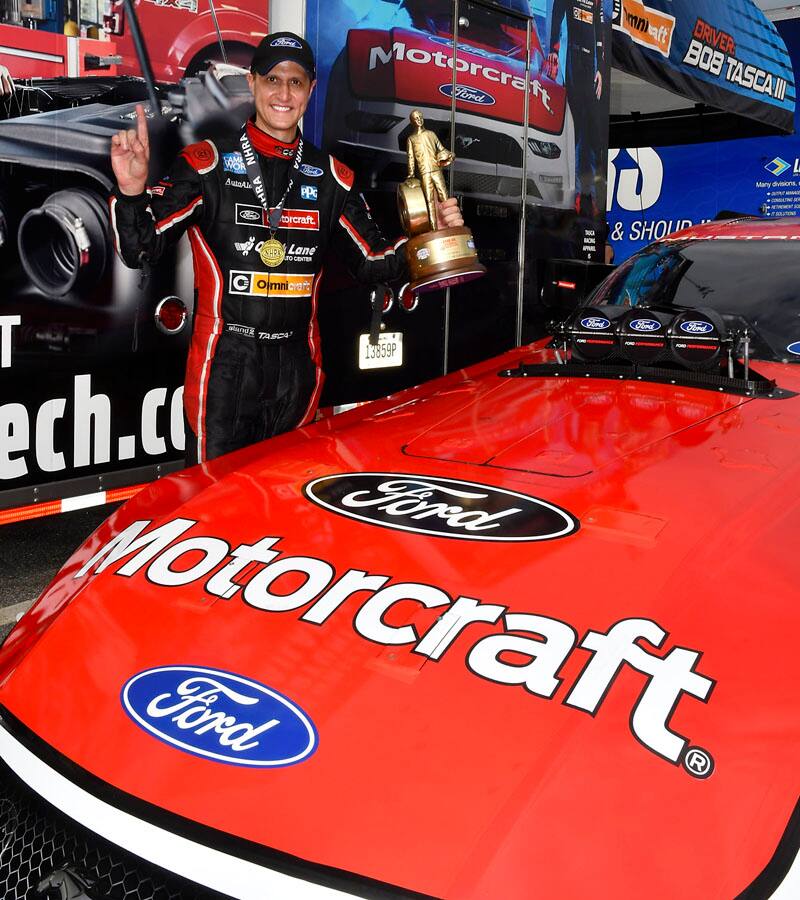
xmin=549 ymin=0 xmax=605 ymax=207
xmin=110 ymin=121 xmax=408 ymax=462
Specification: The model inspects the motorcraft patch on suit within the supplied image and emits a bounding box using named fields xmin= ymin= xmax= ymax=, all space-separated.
xmin=121 ymin=665 xmax=317 ymax=767
xmin=303 ymin=473 xmax=579 ymax=541
xmin=229 ymin=271 xmax=314 ymax=298
xmin=235 ymin=203 xmax=320 ymax=230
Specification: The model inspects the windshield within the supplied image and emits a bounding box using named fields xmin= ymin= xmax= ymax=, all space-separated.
xmin=588 ymin=239 xmax=800 ymax=363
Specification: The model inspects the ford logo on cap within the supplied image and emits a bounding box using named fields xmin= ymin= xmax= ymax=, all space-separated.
xmin=581 ymin=316 xmax=610 ymax=330
xmin=439 ymin=83 xmax=495 ymax=106
xmin=304 ymin=473 xmax=579 ymax=542
xmin=787 ymin=341 xmax=800 ymax=355
xmin=300 ymin=164 xmax=323 ymax=178
xmin=270 ymin=37 xmax=303 ymax=48
xmin=629 ymin=318 xmax=661 ymax=332
xmin=122 ymin=666 xmax=317 ymax=767
xmin=680 ymin=320 xmax=714 ymax=334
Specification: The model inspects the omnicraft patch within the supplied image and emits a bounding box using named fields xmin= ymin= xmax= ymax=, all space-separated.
xmin=228 ymin=271 xmax=314 ymax=298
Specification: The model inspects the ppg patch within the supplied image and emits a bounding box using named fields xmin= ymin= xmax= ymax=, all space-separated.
xmin=300 ymin=185 xmax=318 ymax=201
xmin=223 ymin=152 xmax=246 ymax=175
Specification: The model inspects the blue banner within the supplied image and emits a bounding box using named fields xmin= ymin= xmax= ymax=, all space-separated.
xmin=607 ymin=17 xmax=800 ymax=262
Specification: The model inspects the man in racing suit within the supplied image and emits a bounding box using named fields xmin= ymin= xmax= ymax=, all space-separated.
xmin=110 ymin=32 xmax=462 ymax=463
xmin=544 ymin=0 xmax=606 ymax=216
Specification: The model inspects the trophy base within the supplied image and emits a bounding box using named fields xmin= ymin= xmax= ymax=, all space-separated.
xmin=405 ymin=227 xmax=486 ymax=294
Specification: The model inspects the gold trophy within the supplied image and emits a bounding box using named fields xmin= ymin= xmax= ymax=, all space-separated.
xmin=398 ymin=110 xmax=486 ymax=293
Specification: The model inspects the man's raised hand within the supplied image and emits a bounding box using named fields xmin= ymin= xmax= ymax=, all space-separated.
xmin=110 ymin=103 xmax=150 ymax=196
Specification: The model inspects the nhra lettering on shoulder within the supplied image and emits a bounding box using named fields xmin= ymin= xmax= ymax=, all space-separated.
xmin=75 ymin=516 xmax=717 ymax=776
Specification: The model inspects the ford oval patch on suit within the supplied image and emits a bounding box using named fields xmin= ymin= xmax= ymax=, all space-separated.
xmin=121 ymin=666 xmax=317 ymax=767
xmin=302 ymin=473 xmax=579 ymax=541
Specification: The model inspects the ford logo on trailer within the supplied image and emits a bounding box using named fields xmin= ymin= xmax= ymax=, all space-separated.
xmin=303 ymin=473 xmax=579 ymax=541
xmin=630 ymin=319 xmax=662 ymax=332
xmin=439 ymin=83 xmax=496 ymax=106
xmin=680 ymin=321 xmax=714 ymax=334
xmin=580 ymin=317 xmax=611 ymax=330
xmin=122 ymin=666 xmax=318 ymax=767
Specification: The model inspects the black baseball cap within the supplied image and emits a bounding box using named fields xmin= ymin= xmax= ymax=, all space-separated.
xmin=250 ymin=32 xmax=316 ymax=79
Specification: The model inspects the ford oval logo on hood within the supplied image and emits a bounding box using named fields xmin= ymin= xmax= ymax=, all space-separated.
xmin=303 ymin=473 xmax=579 ymax=541
xmin=629 ymin=318 xmax=661 ymax=332
xmin=439 ymin=83 xmax=495 ymax=105
xmin=580 ymin=316 xmax=611 ymax=330
xmin=680 ymin=320 xmax=714 ymax=334
xmin=121 ymin=666 xmax=317 ymax=767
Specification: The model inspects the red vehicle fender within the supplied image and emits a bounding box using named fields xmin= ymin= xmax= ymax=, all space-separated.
xmin=164 ymin=9 xmax=267 ymax=79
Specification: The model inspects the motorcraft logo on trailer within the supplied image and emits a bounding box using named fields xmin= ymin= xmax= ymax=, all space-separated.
xmin=303 ymin=473 xmax=579 ymax=541
xmin=122 ymin=666 xmax=318 ymax=767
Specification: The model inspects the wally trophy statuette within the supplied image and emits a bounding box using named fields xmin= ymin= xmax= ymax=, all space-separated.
xmin=398 ymin=110 xmax=486 ymax=292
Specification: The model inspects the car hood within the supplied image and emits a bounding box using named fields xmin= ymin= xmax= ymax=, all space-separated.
xmin=1 ymin=346 xmax=799 ymax=899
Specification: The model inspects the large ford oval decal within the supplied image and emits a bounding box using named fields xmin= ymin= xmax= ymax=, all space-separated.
xmin=680 ymin=320 xmax=714 ymax=334
xmin=580 ymin=316 xmax=610 ymax=330
xmin=439 ymin=83 xmax=495 ymax=105
xmin=122 ymin=666 xmax=317 ymax=767
xmin=303 ymin=473 xmax=579 ymax=541
xmin=787 ymin=341 xmax=800 ymax=356
xmin=629 ymin=318 xmax=661 ymax=332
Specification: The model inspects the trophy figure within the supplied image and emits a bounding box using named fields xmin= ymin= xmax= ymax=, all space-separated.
xmin=397 ymin=110 xmax=485 ymax=293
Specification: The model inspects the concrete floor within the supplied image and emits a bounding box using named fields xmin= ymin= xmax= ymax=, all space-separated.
xmin=0 ymin=504 xmax=120 ymax=639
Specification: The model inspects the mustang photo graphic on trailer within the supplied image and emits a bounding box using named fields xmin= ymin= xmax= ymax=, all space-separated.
xmin=0 ymin=218 xmax=798 ymax=898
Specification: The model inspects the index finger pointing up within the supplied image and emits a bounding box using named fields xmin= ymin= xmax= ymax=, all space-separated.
xmin=135 ymin=104 xmax=149 ymax=148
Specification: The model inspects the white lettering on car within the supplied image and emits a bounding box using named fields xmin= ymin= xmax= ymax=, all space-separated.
xmin=76 ymin=519 xmax=718 ymax=770
xmin=145 ymin=677 xmax=279 ymax=753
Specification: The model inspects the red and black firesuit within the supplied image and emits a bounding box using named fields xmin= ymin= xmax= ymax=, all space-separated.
xmin=110 ymin=120 xmax=408 ymax=462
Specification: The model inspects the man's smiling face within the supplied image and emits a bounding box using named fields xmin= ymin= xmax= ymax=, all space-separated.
xmin=247 ymin=61 xmax=316 ymax=142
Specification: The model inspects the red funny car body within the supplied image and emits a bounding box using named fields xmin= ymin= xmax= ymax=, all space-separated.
xmin=0 ymin=219 xmax=797 ymax=898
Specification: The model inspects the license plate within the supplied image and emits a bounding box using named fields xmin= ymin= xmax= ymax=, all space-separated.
xmin=358 ymin=332 xmax=403 ymax=370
